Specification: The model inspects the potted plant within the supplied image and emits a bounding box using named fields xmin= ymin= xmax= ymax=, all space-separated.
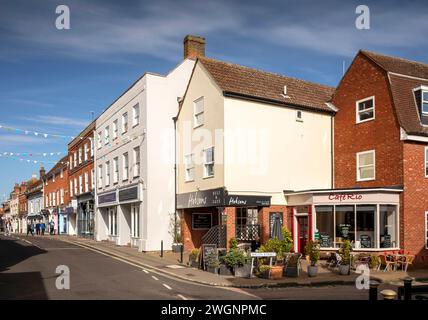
xmin=218 ymin=255 xmax=233 ymax=276
xmin=224 ymin=238 xmax=251 ymax=277
xmin=338 ymin=239 xmax=352 ymax=275
xmin=205 ymin=251 xmax=219 ymax=274
xmin=258 ymin=265 xmax=272 ymax=279
xmin=305 ymin=240 xmax=320 ymax=277
xmin=188 ymin=248 xmax=200 ymax=268
xmin=369 ymin=254 xmax=380 ymax=270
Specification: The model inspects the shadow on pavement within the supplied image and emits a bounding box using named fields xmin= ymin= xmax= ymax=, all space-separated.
xmin=0 ymin=236 xmax=49 ymax=299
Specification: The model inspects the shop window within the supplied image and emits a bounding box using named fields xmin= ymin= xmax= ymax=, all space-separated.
xmin=131 ymin=204 xmax=140 ymax=238
xmin=315 ymin=206 xmax=334 ymax=248
xmin=356 ymin=205 xmax=376 ymax=249
xmin=203 ymin=147 xmax=214 ymax=178
xmin=335 ymin=205 xmax=355 ymax=247
xmin=357 ymin=150 xmax=375 ymax=181
xmin=356 ymin=96 xmax=375 ymax=123
xmin=108 ymin=207 xmax=117 ymax=236
xmin=236 ymin=208 xmax=258 ymax=225
xmin=380 ymin=205 xmax=397 ymax=248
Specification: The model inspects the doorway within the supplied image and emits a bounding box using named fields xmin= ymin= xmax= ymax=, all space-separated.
xmin=297 ymin=216 xmax=308 ymax=254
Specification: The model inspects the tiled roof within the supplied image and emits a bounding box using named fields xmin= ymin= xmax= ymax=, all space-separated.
xmin=361 ymin=50 xmax=428 ymax=137
xmin=198 ymin=57 xmax=335 ymax=113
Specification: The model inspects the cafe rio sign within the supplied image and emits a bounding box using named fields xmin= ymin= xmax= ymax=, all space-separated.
xmin=328 ymin=193 xmax=363 ymax=202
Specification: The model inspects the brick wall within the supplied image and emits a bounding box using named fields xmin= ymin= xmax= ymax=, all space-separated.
xmin=332 ymin=53 xmax=403 ymax=189
xmin=403 ymin=141 xmax=428 ymax=264
xmin=44 ymin=165 xmax=70 ymax=210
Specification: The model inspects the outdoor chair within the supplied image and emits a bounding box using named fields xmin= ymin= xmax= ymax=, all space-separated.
xmin=379 ymin=254 xmax=396 ymax=272
xmin=284 ymin=253 xmax=302 ymax=277
xmin=353 ymin=254 xmax=370 ymax=269
xmin=327 ymin=252 xmax=340 ymax=268
xmin=397 ymin=254 xmax=415 ymax=272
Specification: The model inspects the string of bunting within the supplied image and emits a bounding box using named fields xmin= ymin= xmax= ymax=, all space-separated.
xmin=0 ymin=124 xmax=84 ymax=140
xmin=1 ymin=151 xmax=64 ymax=157
xmin=98 ymin=132 xmax=145 ymax=160
xmin=0 ymin=154 xmax=69 ymax=165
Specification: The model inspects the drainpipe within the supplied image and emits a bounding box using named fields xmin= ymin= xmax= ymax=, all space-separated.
xmin=173 ymin=116 xmax=178 ymax=245
xmin=331 ymin=115 xmax=335 ymax=188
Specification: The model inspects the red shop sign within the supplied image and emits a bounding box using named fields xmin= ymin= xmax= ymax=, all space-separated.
xmin=328 ymin=193 xmax=363 ymax=202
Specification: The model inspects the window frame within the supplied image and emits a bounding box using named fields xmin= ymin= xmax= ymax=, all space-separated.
xmin=203 ymin=146 xmax=214 ymax=178
xmin=356 ymin=96 xmax=375 ymax=124
xmin=425 ymin=147 xmax=428 ymax=178
xmin=113 ymin=157 xmax=119 ymax=184
xmin=113 ymin=119 xmax=118 ymax=140
xmin=356 ymin=150 xmax=376 ymax=182
xmin=122 ymin=152 xmax=129 ymax=181
xmin=132 ymin=104 xmax=140 ymax=127
xmin=133 ymin=147 xmax=140 ymax=178
xmin=422 ymin=90 xmax=428 ymax=115
xmin=98 ymin=165 xmax=103 ymax=188
xmin=97 ymin=132 xmax=102 ymax=149
xmin=184 ymin=153 xmax=195 ymax=182
xmin=122 ymin=113 xmax=128 ymax=134
xmin=296 ymin=110 xmax=303 ymax=122
xmin=105 ymin=161 xmax=110 ymax=186
xmin=104 ymin=126 xmax=110 ymax=145
xmin=193 ymin=97 xmax=204 ymax=128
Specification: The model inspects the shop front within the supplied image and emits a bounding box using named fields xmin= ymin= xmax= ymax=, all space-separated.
xmin=177 ymin=187 xmax=280 ymax=251
xmin=76 ymin=192 xmax=95 ymax=238
xmin=284 ymin=187 xmax=402 ymax=253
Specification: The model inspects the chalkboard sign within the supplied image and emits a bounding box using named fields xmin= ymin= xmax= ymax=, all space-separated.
xmin=383 ymin=234 xmax=391 ymax=248
xmin=202 ymin=244 xmax=217 ymax=270
xmin=360 ymin=235 xmax=371 ymax=248
xmin=192 ymin=213 xmax=212 ymax=230
xmin=339 ymin=224 xmax=351 ymax=238
xmin=320 ymin=234 xmax=331 ymax=248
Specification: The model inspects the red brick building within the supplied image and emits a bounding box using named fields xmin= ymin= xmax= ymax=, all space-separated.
xmin=286 ymin=50 xmax=428 ymax=265
xmin=68 ymin=121 xmax=95 ymax=238
xmin=43 ymin=156 xmax=71 ymax=234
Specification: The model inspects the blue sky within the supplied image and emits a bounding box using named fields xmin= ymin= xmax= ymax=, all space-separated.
xmin=1 ymin=0 xmax=428 ymax=200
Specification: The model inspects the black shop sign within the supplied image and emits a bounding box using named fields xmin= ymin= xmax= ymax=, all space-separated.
xmin=192 ymin=213 xmax=212 ymax=230
xmin=119 ymin=186 xmax=139 ymax=202
xmin=98 ymin=192 xmax=117 ymax=205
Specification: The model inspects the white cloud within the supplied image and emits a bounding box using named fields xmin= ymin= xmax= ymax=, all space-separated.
xmin=20 ymin=115 xmax=89 ymax=128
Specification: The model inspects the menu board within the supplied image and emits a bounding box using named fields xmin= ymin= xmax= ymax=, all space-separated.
xmin=320 ymin=234 xmax=331 ymax=248
xmin=360 ymin=235 xmax=371 ymax=248
xmin=192 ymin=213 xmax=212 ymax=230
xmin=339 ymin=224 xmax=351 ymax=238
xmin=202 ymin=244 xmax=217 ymax=269
xmin=383 ymin=234 xmax=391 ymax=248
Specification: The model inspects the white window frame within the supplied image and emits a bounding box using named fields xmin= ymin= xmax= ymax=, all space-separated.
xmin=122 ymin=113 xmax=128 ymax=134
xmin=296 ymin=110 xmax=303 ymax=122
xmin=97 ymin=132 xmax=102 ymax=149
xmin=133 ymin=147 xmax=140 ymax=178
xmin=60 ymin=188 xmax=64 ymax=205
xmin=184 ymin=153 xmax=195 ymax=182
xmin=422 ymin=90 xmax=428 ymax=115
xmin=70 ymin=180 xmax=73 ymax=198
xmin=84 ymin=172 xmax=89 ymax=193
xmin=356 ymin=96 xmax=375 ymax=124
xmin=132 ymin=104 xmax=140 ymax=127
xmin=98 ymin=165 xmax=103 ymax=188
xmin=203 ymin=147 xmax=214 ymax=178
xmin=60 ymin=168 xmax=63 ymax=179
xmin=69 ymin=155 xmax=73 ymax=169
xmin=84 ymin=143 xmax=89 ymax=161
xmin=123 ymin=153 xmax=129 ymax=181
xmin=113 ymin=157 xmax=119 ymax=184
xmin=356 ymin=150 xmax=376 ymax=182
xmin=90 ymin=137 xmax=94 ymax=157
xmin=104 ymin=126 xmax=110 ymax=145
xmin=425 ymin=147 xmax=428 ymax=178
xmin=105 ymin=161 xmax=110 ymax=186
xmin=193 ymin=97 xmax=204 ymax=128
xmin=113 ymin=119 xmax=118 ymax=140
xmin=74 ymin=178 xmax=78 ymax=195
xmin=79 ymin=175 xmax=83 ymax=194
xmin=79 ymin=147 xmax=83 ymax=164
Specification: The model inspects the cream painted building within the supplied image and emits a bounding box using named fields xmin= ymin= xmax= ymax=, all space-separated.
xmin=95 ymin=35 xmax=203 ymax=251
xmin=176 ymin=57 xmax=335 ymax=251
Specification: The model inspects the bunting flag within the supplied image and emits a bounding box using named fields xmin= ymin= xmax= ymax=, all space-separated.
xmin=0 ymin=124 xmax=84 ymax=140
xmin=98 ymin=132 xmax=145 ymax=160
xmin=0 ymin=154 xmax=69 ymax=165
xmin=0 ymin=151 xmax=64 ymax=157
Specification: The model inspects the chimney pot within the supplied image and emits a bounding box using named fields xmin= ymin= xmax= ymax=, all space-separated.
xmin=183 ymin=34 xmax=205 ymax=59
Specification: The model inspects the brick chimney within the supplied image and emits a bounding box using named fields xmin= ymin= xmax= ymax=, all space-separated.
xmin=39 ymin=166 xmax=45 ymax=179
xmin=183 ymin=35 xmax=205 ymax=59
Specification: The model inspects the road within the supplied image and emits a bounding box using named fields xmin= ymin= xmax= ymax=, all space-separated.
xmin=0 ymin=235 xmax=386 ymax=300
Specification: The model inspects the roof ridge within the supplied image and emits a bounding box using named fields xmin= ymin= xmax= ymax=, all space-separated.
xmin=361 ymin=49 xmax=428 ymax=70
xmin=198 ymin=56 xmax=335 ymax=90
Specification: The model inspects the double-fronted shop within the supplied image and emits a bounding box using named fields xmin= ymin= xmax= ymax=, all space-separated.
xmin=178 ymin=187 xmax=289 ymax=251
xmin=96 ymin=184 xmax=142 ymax=248
xmin=284 ymin=187 xmax=401 ymax=253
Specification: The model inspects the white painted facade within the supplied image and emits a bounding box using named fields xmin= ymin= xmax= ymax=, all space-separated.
xmin=95 ymin=59 xmax=194 ymax=251
xmin=177 ymin=62 xmax=333 ymax=205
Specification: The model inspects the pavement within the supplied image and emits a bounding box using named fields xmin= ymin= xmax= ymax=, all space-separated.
xmin=11 ymin=233 xmax=428 ymax=288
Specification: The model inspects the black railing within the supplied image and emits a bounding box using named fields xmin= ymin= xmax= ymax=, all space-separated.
xmin=202 ymin=225 xmax=227 ymax=249
xmin=236 ymin=224 xmax=260 ymax=241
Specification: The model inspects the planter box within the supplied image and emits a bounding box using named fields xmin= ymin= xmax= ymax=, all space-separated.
xmin=259 ymin=270 xmax=271 ymax=279
xmin=206 ymin=266 xmax=218 ymax=274
xmin=172 ymin=243 xmax=183 ymax=253
xmin=284 ymin=266 xmax=299 ymax=277
xmin=234 ymin=264 xmax=252 ymax=278
xmin=339 ymin=264 xmax=350 ymax=275
xmin=270 ymin=266 xmax=283 ymax=280
xmin=307 ymin=265 xmax=318 ymax=277
xmin=219 ymin=265 xmax=233 ymax=276
xmin=188 ymin=257 xmax=199 ymax=268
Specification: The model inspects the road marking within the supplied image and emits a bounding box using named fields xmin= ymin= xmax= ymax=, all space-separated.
xmin=177 ymin=294 xmax=188 ymax=300
xmin=152 ymin=276 xmax=159 ymax=281
xmin=142 ymin=269 xmax=149 ymax=274
xmin=163 ymin=284 xmax=172 ymax=290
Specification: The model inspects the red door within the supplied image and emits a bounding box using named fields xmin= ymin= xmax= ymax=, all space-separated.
xmin=297 ymin=216 xmax=309 ymax=254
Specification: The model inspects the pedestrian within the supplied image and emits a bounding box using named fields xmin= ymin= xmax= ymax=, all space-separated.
xmin=36 ymin=222 xmax=40 ymax=235
xmin=49 ymin=220 xmax=55 ymax=235
xmin=26 ymin=222 xmax=34 ymax=236
xmin=40 ymin=222 xmax=46 ymax=236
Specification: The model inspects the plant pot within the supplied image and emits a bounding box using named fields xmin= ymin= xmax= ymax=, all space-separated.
xmin=172 ymin=243 xmax=183 ymax=253
xmin=219 ymin=264 xmax=233 ymax=276
xmin=259 ymin=270 xmax=271 ymax=279
xmin=206 ymin=266 xmax=218 ymax=274
xmin=284 ymin=266 xmax=299 ymax=277
xmin=188 ymin=257 xmax=199 ymax=268
xmin=307 ymin=265 xmax=318 ymax=277
xmin=234 ymin=264 xmax=252 ymax=278
xmin=270 ymin=266 xmax=283 ymax=280
xmin=339 ymin=264 xmax=350 ymax=275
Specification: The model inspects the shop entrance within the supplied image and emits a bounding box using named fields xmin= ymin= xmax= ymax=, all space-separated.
xmin=297 ymin=216 xmax=308 ymax=254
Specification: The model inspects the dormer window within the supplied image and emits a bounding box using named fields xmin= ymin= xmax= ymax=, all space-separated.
xmin=356 ymin=96 xmax=375 ymax=123
xmin=422 ymin=90 xmax=428 ymax=114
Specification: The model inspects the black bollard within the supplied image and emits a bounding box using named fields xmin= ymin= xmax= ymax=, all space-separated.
xmin=402 ymin=277 xmax=413 ymax=301
xmin=180 ymin=244 xmax=184 ymax=264
xmin=369 ymin=280 xmax=380 ymax=301
xmin=160 ymin=240 xmax=163 ymax=258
